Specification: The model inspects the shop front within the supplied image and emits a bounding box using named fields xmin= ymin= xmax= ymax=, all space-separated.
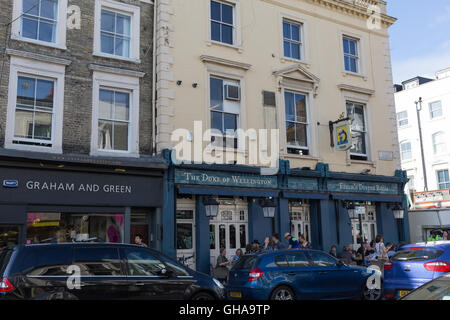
xmin=0 ymin=151 xmax=165 ymax=250
xmin=162 ymin=151 xmax=409 ymax=275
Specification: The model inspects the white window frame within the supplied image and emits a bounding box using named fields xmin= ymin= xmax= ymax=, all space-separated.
xmin=282 ymin=19 xmax=304 ymax=61
xmin=437 ymin=169 xmax=450 ymax=190
xmin=346 ymin=101 xmax=369 ymax=160
xmin=91 ymin=71 xmax=140 ymax=157
xmin=342 ymin=36 xmax=360 ymax=74
xmin=284 ymin=89 xmax=310 ymax=155
xmin=429 ymin=101 xmax=443 ymax=119
xmin=400 ymin=141 xmax=412 ymax=161
xmin=93 ymin=0 xmax=141 ymax=63
xmin=11 ymin=0 xmax=67 ymax=49
xmin=397 ymin=110 xmax=408 ymax=127
xmin=207 ymin=0 xmax=242 ymax=50
xmin=5 ymin=56 xmax=65 ymax=153
xmin=432 ymin=131 xmax=446 ymax=155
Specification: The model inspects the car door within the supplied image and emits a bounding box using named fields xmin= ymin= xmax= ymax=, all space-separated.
xmin=72 ymin=246 xmax=128 ymax=300
xmin=123 ymin=247 xmax=187 ymax=300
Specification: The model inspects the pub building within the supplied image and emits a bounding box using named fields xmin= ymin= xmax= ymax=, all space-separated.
xmin=161 ymin=151 xmax=409 ymax=274
xmin=0 ymin=149 xmax=166 ymax=249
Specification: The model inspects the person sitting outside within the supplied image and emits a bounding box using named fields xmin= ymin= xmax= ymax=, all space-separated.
xmin=329 ymin=245 xmax=338 ymax=258
xmin=272 ymin=233 xmax=286 ymax=251
xmin=299 ymin=234 xmax=312 ymax=249
xmin=284 ymin=233 xmax=299 ymax=249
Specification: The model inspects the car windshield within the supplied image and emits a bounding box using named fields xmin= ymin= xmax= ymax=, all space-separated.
xmin=231 ymin=255 xmax=257 ymax=271
xmin=402 ymin=278 xmax=450 ymax=300
xmin=392 ymin=249 xmax=443 ymax=262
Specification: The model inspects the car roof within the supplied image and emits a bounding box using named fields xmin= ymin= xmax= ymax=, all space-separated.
xmin=401 ymin=241 xmax=450 ymax=250
xmin=14 ymin=242 xmax=153 ymax=250
xmin=252 ymin=249 xmax=326 ymax=257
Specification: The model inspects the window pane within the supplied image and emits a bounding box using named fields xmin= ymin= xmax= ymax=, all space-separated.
xmin=22 ymin=17 xmax=38 ymax=40
xmin=210 ymin=77 xmax=223 ymax=110
xmin=36 ymin=79 xmax=54 ymax=109
xmin=177 ymin=223 xmax=193 ymax=250
xmin=211 ymin=1 xmax=221 ymax=21
xmin=351 ymin=131 xmax=366 ymax=155
xmin=116 ymin=14 xmax=131 ymax=36
xmin=239 ymin=225 xmax=246 ymax=248
xmin=283 ymin=41 xmax=291 ymax=58
xmin=344 ymin=56 xmax=351 ymax=72
xmin=210 ymin=225 xmax=216 ymax=250
xmin=74 ymin=248 xmax=122 ymax=276
xmin=229 ymin=225 xmax=236 ymax=249
xmin=349 ymin=39 xmax=356 ymax=55
xmin=224 ymin=113 xmax=237 ymax=132
xmin=38 ymin=21 xmax=56 ymax=42
xmin=295 ymin=123 xmax=307 ymax=147
xmin=219 ymin=224 xmax=226 ymax=249
xmin=113 ymin=122 xmax=129 ymax=151
xmin=211 ymin=21 xmax=221 ymax=42
xmin=343 ymin=38 xmax=349 ymax=54
xmin=291 ymin=43 xmax=300 ymax=60
xmin=286 ymin=122 xmax=295 ymax=146
xmin=222 ymin=4 xmax=233 ymax=25
xmin=349 ymin=57 xmax=357 ymax=73
xmin=23 ymin=0 xmax=39 ymax=15
xmin=99 ymin=89 xmax=114 ymax=119
xmin=101 ymin=10 xmax=115 ymax=32
xmin=221 ymin=24 xmax=233 ymax=44
xmin=17 ymin=77 xmax=36 ymax=108
xmin=284 ymin=92 xmax=295 ymax=121
xmin=101 ymin=33 xmax=115 ymax=54
xmin=14 ymin=110 xmax=33 ymax=139
xmin=33 ymin=112 xmax=52 ymax=140
xmin=124 ymin=249 xmax=166 ymax=276
xmin=291 ymin=24 xmax=300 ymax=41
xmin=98 ymin=120 xmax=113 ymax=150
xmin=283 ymin=22 xmax=290 ymax=39
xmin=40 ymin=0 xmax=57 ymax=20
xmin=24 ymin=247 xmax=72 ymax=276
xmin=114 ymin=92 xmax=130 ymax=121
xmin=211 ymin=111 xmax=222 ymax=132
xmin=115 ymin=37 xmax=130 ymax=57
xmin=295 ymin=94 xmax=307 ymax=122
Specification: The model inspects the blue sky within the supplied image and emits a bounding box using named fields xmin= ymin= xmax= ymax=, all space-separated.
xmin=388 ymin=0 xmax=450 ymax=83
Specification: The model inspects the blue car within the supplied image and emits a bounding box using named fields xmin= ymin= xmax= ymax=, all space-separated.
xmin=227 ymin=249 xmax=381 ymax=300
xmin=384 ymin=241 xmax=450 ymax=300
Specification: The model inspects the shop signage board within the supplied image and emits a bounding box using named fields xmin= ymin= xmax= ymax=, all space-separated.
xmin=0 ymin=167 xmax=163 ymax=207
xmin=287 ymin=177 xmax=319 ymax=191
xmin=413 ymin=189 xmax=450 ymax=209
xmin=334 ymin=120 xmax=352 ymax=151
xmin=328 ymin=180 xmax=398 ymax=195
xmin=175 ymin=169 xmax=278 ymax=189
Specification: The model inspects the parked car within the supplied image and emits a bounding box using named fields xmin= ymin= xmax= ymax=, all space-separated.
xmin=227 ymin=249 xmax=381 ymax=300
xmin=383 ymin=241 xmax=450 ymax=300
xmin=0 ymin=243 xmax=225 ymax=300
xmin=400 ymin=273 xmax=450 ymax=300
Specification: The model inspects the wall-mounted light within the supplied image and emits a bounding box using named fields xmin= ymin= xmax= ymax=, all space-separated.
xmin=260 ymin=198 xmax=276 ymax=218
xmin=343 ymin=201 xmax=358 ymax=220
xmin=192 ymin=83 xmax=198 ymax=88
xmin=176 ymin=80 xmax=182 ymax=86
xmin=203 ymin=197 xmax=219 ymax=217
xmin=392 ymin=204 xmax=405 ymax=220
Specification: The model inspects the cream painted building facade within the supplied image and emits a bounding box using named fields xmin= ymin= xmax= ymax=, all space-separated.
xmin=155 ymin=0 xmax=409 ymax=273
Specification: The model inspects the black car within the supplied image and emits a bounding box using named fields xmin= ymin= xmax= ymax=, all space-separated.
xmin=0 ymin=243 xmax=225 ymax=300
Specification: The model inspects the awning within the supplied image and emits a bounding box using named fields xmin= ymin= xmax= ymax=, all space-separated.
xmin=283 ymin=191 xmax=329 ymax=200
xmin=177 ymin=185 xmax=279 ymax=198
xmin=331 ymin=193 xmax=403 ymax=203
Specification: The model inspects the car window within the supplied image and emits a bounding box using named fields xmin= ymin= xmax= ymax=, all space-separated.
xmin=22 ymin=247 xmax=72 ymax=276
xmin=159 ymin=255 xmax=190 ymax=277
xmin=308 ymin=251 xmax=337 ymax=267
xmin=124 ymin=248 xmax=166 ymax=276
xmin=0 ymin=249 xmax=13 ymax=276
xmin=73 ymin=247 xmax=122 ymax=276
xmin=284 ymin=252 xmax=310 ymax=267
xmin=274 ymin=254 xmax=288 ymax=267
xmin=392 ymin=249 xmax=443 ymax=262
xmin=231 ymin=255 xmax=257 ymax=271
xmin=402 ymin=279 xmax=450 ymax=300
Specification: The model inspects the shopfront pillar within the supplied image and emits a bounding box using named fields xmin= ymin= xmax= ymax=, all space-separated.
xmin=277 ymin=198 xmax=290 ymax=239
xmin=195 ymin=196 xmax=211 ymax=275
xmin=248 ymin=198 xmax=273 ymax=244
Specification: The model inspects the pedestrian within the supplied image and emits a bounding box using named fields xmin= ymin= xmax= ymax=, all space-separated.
xmin=215 ymin=248 xmax=230 ymax=284
xmin=232 ymin=249 xmax=243 ymax=264
xmin=299 ymin=234 xmax=312 ymax=249
xmin=375 ymin=235 xmax=392 ymax=261
xmin=329 ymin=245 xmax=338 ymax=258
xmin=262 ymin=237 xmax=274 ymax=252
xmin=387 ymin=243 xmax=397 ymax=258
xmin=356 ymin=242 xmax=370 ymax=266
xmin=134 ymin=234 xmax=147 ymax=247
xmin=443 ymin=230 xmax=449 ymax=240
xmin=272 ymin=233 xmax=286 ymax=251
xmin=284 ymin=232 xmax=299 ymax=249
xmin=339 ymin=244 xmax=357 ymax=265
xmin=244 ymin=244 xmax=252 ymax=254
xmin=247 ymin=240 xmax=261 ymax=254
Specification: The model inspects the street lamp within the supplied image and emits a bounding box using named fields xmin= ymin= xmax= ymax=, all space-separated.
xmin=392 ymin=204 xmax=405 ymax=220
xmin=344 ymin=201 xmax=358 ymax=219
xmin=260 ymin=198 xmax=277 ymax=218
xmin=203 ymin=197 xmax=219 ymax=217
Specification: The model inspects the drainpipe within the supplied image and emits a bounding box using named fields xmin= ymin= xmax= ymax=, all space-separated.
xmin=152 ymin=0 xmax=157 ymax=155
xmin=415 ymin=97 xmax=428 ymax=191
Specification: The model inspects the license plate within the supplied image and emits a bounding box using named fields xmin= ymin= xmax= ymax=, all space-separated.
xmin=399 ymin=290 xmax=410 ymax=297
xmin=229 ymin=291 xmax=242 ymax=298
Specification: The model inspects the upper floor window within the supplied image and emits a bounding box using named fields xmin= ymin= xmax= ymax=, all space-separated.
xmin=100 ymin=9 xmax=131 ymax=58
xmin=400 ymin=141 xmax=412 ymax=161
xmin=209 ymin=76 xmax=240 ymax=149
xmin=347 ymin=102 xmax=368 ymax=160
xmin=432 ymin=132 xmax=446 ymax=155
xmin=429 ymin=101 xmax=443 ymax=119
xmin=437 ymin=170 xmax=450 ymax=190
xmin=285 ymin=91 xmax=309 ymax=155
xmin=94 ymin=0 xmax=140 ymax=62
xmin=283 ymin=20 xmax=302 ymax=60
xmin=210 ymin=0 xmax=234 ymax=45
xmin=397 ymin=111 xmax=408 ymax=127
xmin=343 ymin=37 xmax=359 ymax=73
xmin=21 ymin=0 xmax=58 ymax=43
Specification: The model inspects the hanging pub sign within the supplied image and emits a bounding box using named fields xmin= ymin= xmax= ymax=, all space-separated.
xmin=332 ymin=119 xmax=352 ymax=151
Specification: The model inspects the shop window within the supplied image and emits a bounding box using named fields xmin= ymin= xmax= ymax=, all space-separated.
xmin=124 ymin=249 xmax=166 ymax=276
xmin=177 ymin=223 xmax=193 ymax=250
xmin=229 ymin=225 xmax=236 ymax=249
xmin=176 ymin=210 xmax=194 ymax=220
xmin=239 ymin=225 xmax=246 ymax=248
xmin=221 ymin=211 xmax=233 ymax=221
xmin=0 ymin=226 xmax=20 ymax=249
xmin=26 ymin=212 xmax=124 ymax=244
xmin=239 ymin=210 xmax=245 ymax=221
xmin=74 ymin=247 xmax=122 ymax=276
xmin=210 ymin=225 xmax=216 ymax=250
xmin=219 ymin=224 xmax=226 ymax=249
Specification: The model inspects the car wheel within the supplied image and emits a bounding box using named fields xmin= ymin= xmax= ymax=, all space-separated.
xmin=363 ymin=285 xmax=382 ymax=300
xmin=270 ymin=286 xmax=295 ymax=301
xmin=191 ymin=292 xmax=216 ymax=301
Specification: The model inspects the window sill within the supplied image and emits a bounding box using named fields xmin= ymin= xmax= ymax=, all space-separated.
xmin=342 ymin=71 xmax=367 ymax=81
xmin=207 ymin=40 xmax=243 ymax=53
xmin=93 ymin=52 xmax=141 ymax=64
xmin=398 ymin=124 xmax=412 ymax=130
xmin=90 ymin=150 xmax=140 ymax=158
xmin=283 ymin=153 xmax=319 ymax=161
xmin=4 ymin=142 xmax=62 ymax=154
xmin=10 ymin=35 xmax=67 ymax=50
xmin=281 ymin=57 xmax=310 ymax=67
xmin=348 ymin=159 xmax=376 ymax=167
xmin=401 ymin=158 xmax=416 ymax=164
xmin=429 ymin=116 xmax=445 ymax=122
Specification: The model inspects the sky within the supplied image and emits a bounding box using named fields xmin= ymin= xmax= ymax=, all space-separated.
xmin=388 ymin=0 xmax=450 ymax=84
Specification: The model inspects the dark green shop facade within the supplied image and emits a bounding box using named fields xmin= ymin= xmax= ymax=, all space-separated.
xmin=161 ymin=151 xmax=409 ymax=275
